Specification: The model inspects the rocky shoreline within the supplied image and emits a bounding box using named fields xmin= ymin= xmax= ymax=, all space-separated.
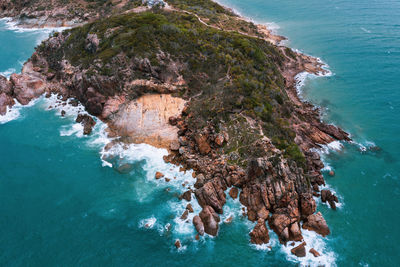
xmin=0 ymin=0 xmax=350 ymax=259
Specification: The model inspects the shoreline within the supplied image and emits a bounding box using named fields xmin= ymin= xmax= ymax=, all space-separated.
xmin=0 ymin=2 xmax=350 ymax=264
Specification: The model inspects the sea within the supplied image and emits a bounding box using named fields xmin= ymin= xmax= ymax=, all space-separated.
xmin=1 ymin=0 xmax=399 ymax=265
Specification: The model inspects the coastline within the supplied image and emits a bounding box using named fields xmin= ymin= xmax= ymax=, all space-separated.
xmin=0 ymin=1 xmax=350 ymax=265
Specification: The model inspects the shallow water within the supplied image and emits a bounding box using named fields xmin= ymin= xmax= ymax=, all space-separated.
xmin=1 ymin=0 xmax=400 ymax=264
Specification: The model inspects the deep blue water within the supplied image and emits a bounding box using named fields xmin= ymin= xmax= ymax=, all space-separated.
xmin=1 ymin=0 xmax=400 ymax=264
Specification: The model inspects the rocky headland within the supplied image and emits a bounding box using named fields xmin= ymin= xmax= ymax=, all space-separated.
xmin=0 ymin=0 xmax=350 ymax=258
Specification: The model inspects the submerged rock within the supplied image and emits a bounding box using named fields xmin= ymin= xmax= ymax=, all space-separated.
xmin=116 ymin=163 xmax=134 ymax=174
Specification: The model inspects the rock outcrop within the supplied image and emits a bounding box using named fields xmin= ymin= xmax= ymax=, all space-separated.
xmin=193 ymin=215 xmax=205 ymax=236
xmin=75 ymin=114 xmax=96 ymax=135
xmin=291 ymin=242 xmax=307 ymax=257
xmin=249 ymin=219 xmax=270 ymax=244
xmin=199 ymin=205 xmax=220 ymax=236
xmin=0 ymin=76 xmax=14 ymax=115
xmin=302 ymin=212 xmax=330 ymax=237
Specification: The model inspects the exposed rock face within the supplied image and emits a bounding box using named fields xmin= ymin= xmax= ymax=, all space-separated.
xmin=195 ymin=180 xmax=226 ymax=214
xmin=229 ymin=187 xmax=238 ymax=199
xmin=321 ymin=189 xmax=339 ymax=210
xmin=300 ymin=193 xmax=317 ymax=218
xmin=309 ymin=248 xmax=321 ymax=257
xmin=186 ymin=203 xmax=194 ymax=213
xmin=195 ymin=134 xmax=211 ymax=155
xmin=249 ymin=219 xmax=270 ymax=245
xmin=108 ymin=94 xmax=186 ymax=148
xmin=302 ymin=212 xmax=330 ymax=237
xmin=180 ymin=190 xmax=192 ymax=202
xmin=199 ymin=205 xmax=220 ymax=236
xmin=192 ymin=215 xmax=205 ymax=236
xmin=0 ymin=93 xmax=14 ymax=115
xmin=75 ymin=114 xmax=96 ymax=135
xmin=291 ymin=242 xmax=307 ymax=257
xmin=240 ymin=157 xmax=309 ymax=243
xmin=155 ymin=172 xmax=164 ymax=179
xmin=10 ymin=73 xmax=46 ymax=105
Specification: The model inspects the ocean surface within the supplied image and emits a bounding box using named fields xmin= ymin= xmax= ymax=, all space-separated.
xmin=0 ymin=0 xmax=399 ymax=265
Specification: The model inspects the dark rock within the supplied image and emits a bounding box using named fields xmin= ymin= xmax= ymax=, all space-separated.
xmin=174 ymin=239 xmax=181 ymax=249
xmin=0 ymin=75 xmax=12 ymax=95
xmin=195 ymin=134 xmax=211 ymax=155
xmin=229 ymin=187 xmax=238 ymax=199
xmin=321 ymin=189 xmax=338 ymax=209
xmin=75 ymin=114 xmax=96 ymax=135
xmin=155 ymin=172 xmax=164 ymax=179
xmin=291 ymin=242 xmax=306 ymax=257
xmin=186 ymin=203 xmax=194 ymax=213
xmin=168 ymin=116 xmax=178 ymax=125
xmin=300 ymin=193 xmax=316 ymax=218
xmin=0 ymin=93 xmax=15 ymax=115
xmin=309 ymin=248 xmax=321 ymax=257
xmin=194 ymin=174 xmax=205 ymax=189
xmin=193 ymin=215 xmax=205 ymax=236
xmin=199 ymin=205 xmax=220 ymax=236
xmin=180 ymin=210 xmax=189 ymax=220
xmin=249 ymin=219 xmax=270 ymax=245
xmin=195 ymin=180 xmax=226 ymax=214
xmin=180 ymin=190 xmax=192 ymax=202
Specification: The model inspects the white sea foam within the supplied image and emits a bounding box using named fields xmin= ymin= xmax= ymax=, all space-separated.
xmin=0 ymin=68 xmax=16 ymax=78
xmin=42 ymin=93 xmax=90 ymax=138
xmin=0 ymin=104 xmax=20 ymax=124
xmin=361 ymin=27 xmax=371 ymax=34
xmin=244 ymin=205 xmax=337 ymax=266
xmin=280 ymin=228 xmax=337 ymax=267
xmin=294 ymin=61 xmax=332 ymax=101
xmin=318 ymin=140 xmax=344 ymax=155
xmin=349 ymin=139 xmax=377 ymax=153
xmin=0 ymin=96 xmax=42 ymax=125
xmin=2 ymin=17 xmax=69 ymax=33
xmin=139 ymin=216 xmax=157 ymax=229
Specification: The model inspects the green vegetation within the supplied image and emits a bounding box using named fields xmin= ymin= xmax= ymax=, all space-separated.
xmin=37 ymin=9 xmax=305 ymax=166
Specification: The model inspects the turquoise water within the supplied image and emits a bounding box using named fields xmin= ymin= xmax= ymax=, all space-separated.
xmin=1 ymin=0 xmax=400 ymax=264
